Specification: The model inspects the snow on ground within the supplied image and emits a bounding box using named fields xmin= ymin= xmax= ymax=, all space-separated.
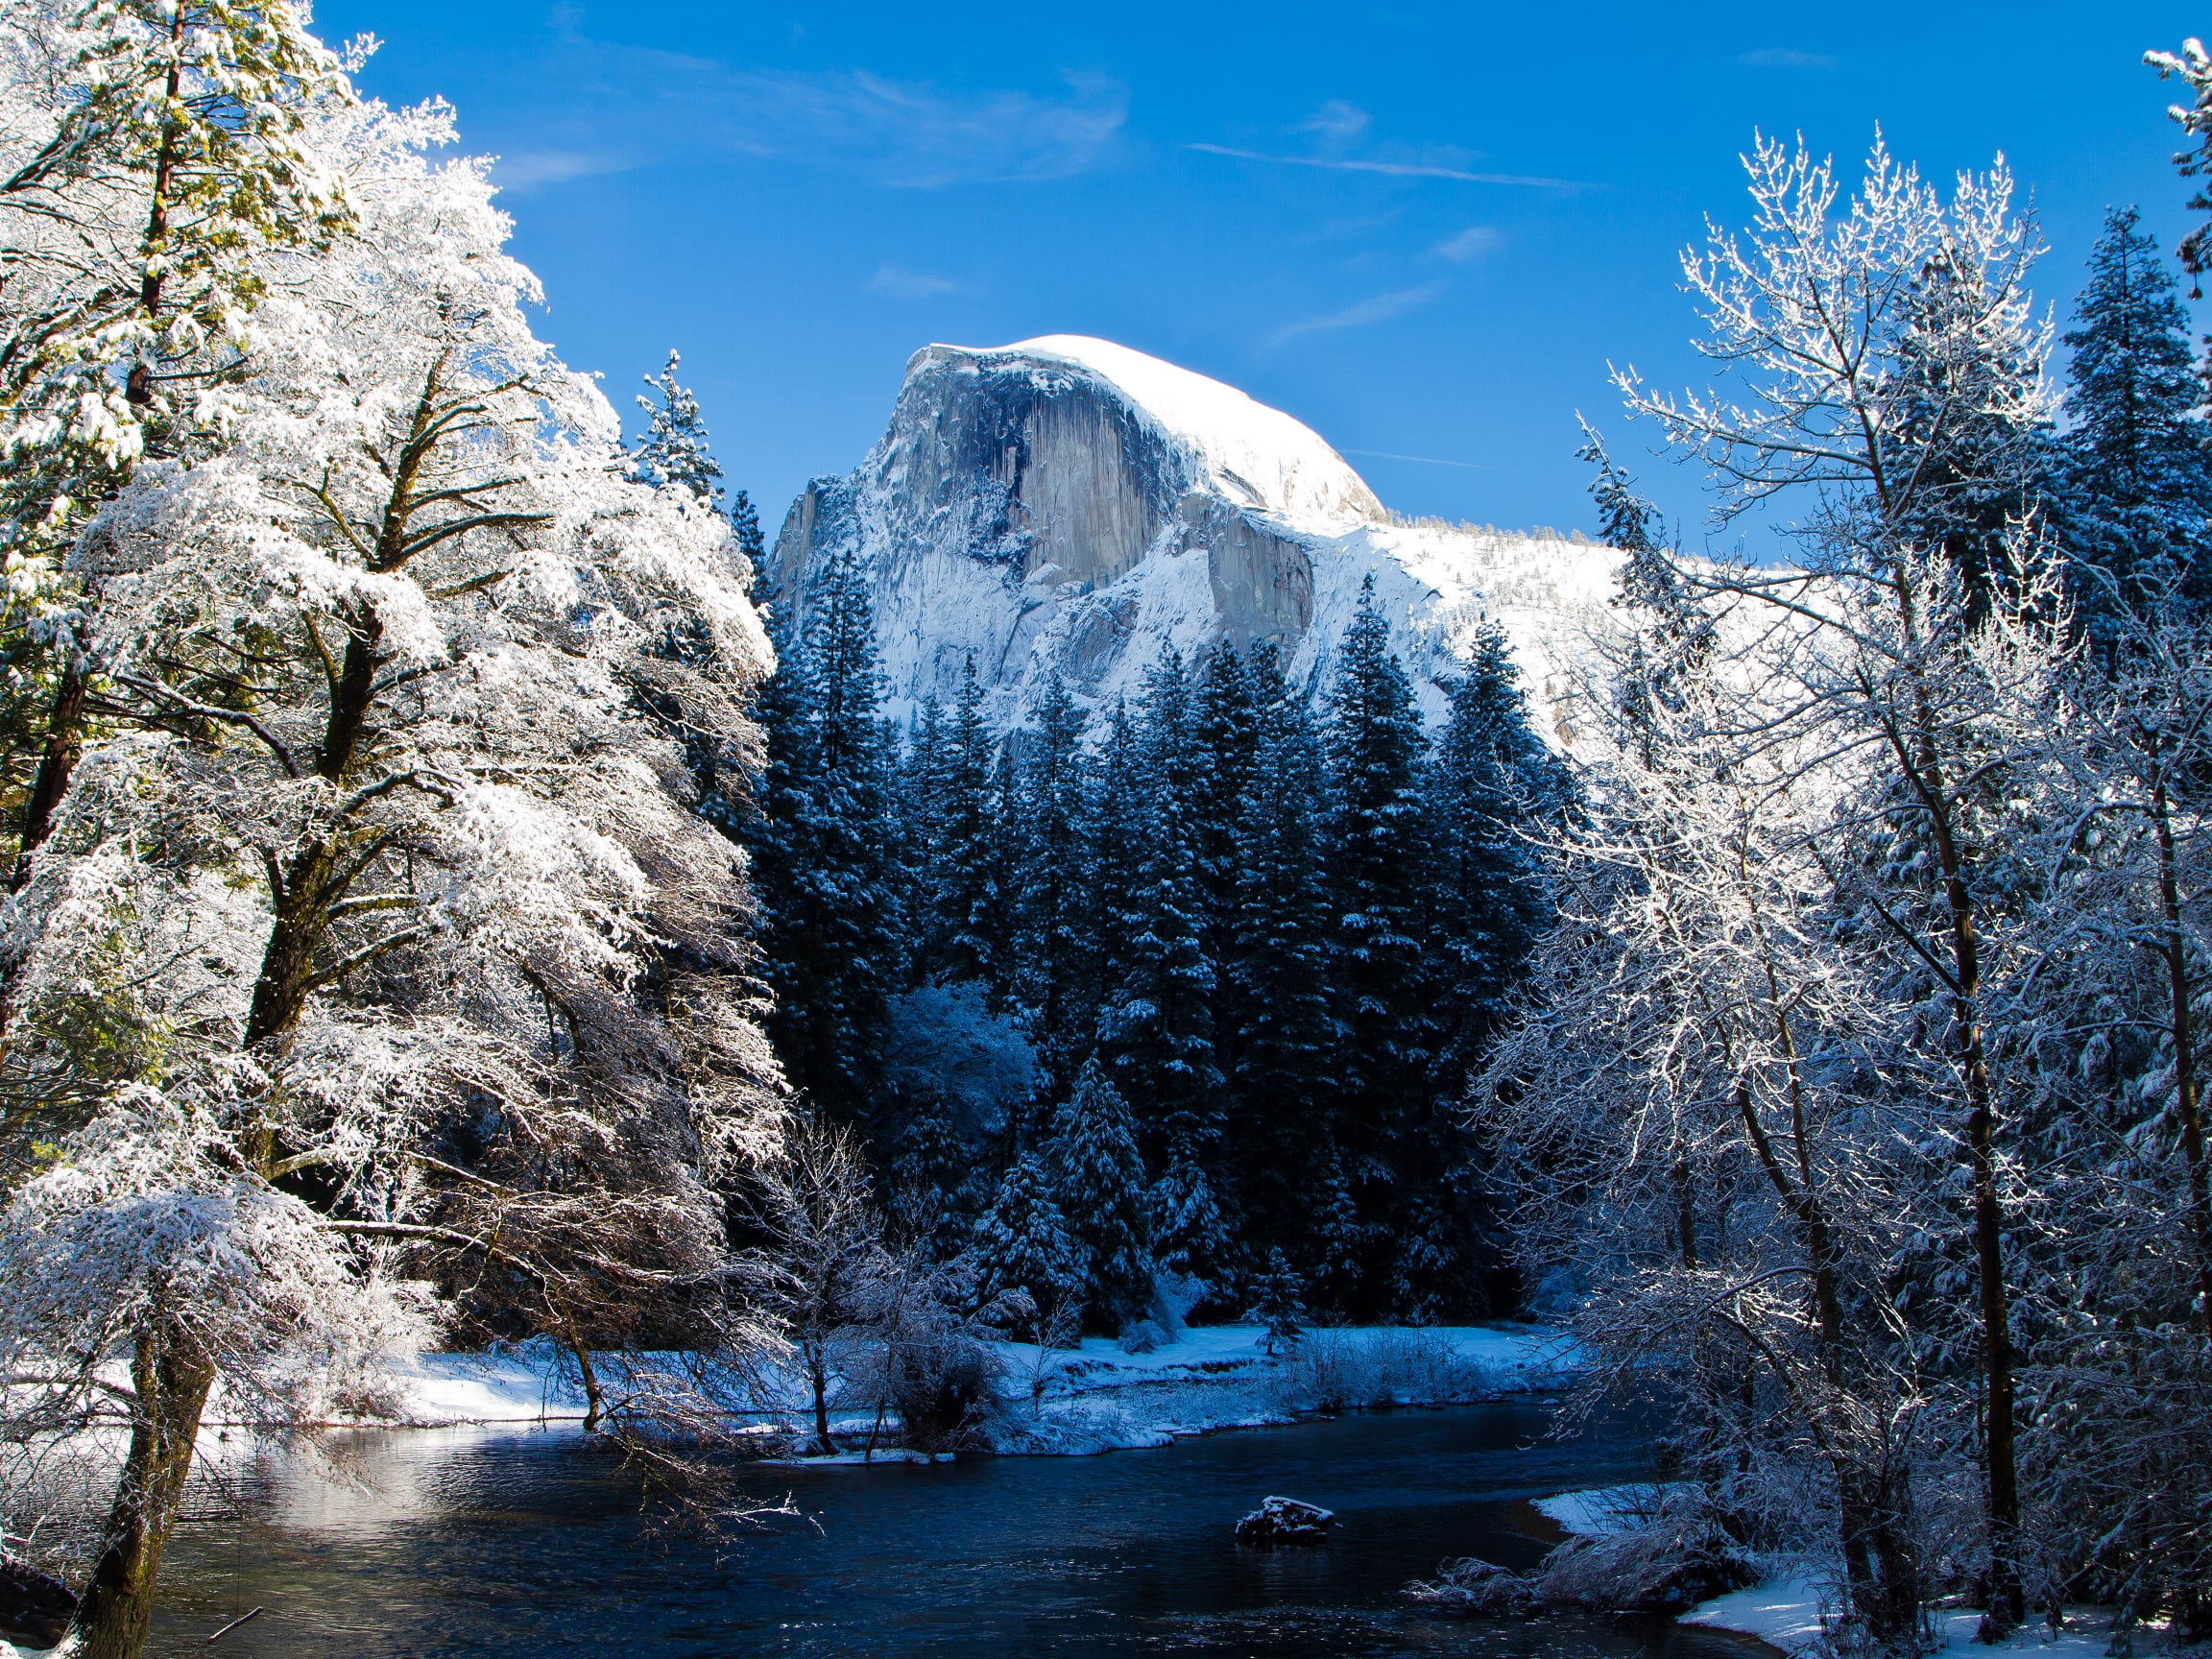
xmin=373 ymin=1324 xmax=1568 ymax=1457
xmin=1684 ymin=1591 xmax=2161 ymax=1659
xmin=1532 ymin=1485 xmax=1672 ymax=1538
xmin=1540 ymin=1488 xmax=2183 ymax=1659
xmin=1679 ymin=1576 xmax=1835 ymax=1652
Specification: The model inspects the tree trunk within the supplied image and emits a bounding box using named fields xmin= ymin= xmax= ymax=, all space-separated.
xmin=2152 ymin=777 xmax=2212 ymax=1338
xmin=11 ymin=657 xmax=87 ymax=890
xmin=67 ymin=1320 xmax=216 ymax=1659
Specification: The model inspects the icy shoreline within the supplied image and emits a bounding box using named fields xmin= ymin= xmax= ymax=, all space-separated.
xmin=369 ymin=1322 xmax=1569 ymax=1456
xmin=1536 ymin=1487 xmax=2191 ymax=1659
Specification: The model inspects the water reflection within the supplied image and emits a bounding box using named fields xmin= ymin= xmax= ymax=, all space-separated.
xmin=154 ymin=1402 xmax=1753 ymax=1659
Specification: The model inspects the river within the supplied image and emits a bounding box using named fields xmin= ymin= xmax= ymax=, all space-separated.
xmin=150 ymin=1401 xmax=1755 ymax=1658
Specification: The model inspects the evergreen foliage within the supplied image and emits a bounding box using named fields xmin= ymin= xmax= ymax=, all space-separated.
xmin=1013 ymin=674 xmax=1095 ymax=1090
xmin=971 ymin=1154 xmax=1086 ymax=1335
xmin=1321 ymin=578 xmax=1438 ymax=1312
xmin=1250 ymin=1248 xmax=1308 ymax=1356
xmin=1045 ymin=1061 xmax=1156 ymax=1333
xmin=748 ymin=578 xmax=1555 ymax=1320
xmin=632 ymin=349 xmax=724 ymax=507
xmin=2056 ymin=206 xmax=2212 ymax=627
xmin=749 ymin=543 xmax=904 ymax=1118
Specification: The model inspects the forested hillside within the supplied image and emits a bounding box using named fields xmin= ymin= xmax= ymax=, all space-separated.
xmin=745 ymin=545 xmax=1564 ymax=1326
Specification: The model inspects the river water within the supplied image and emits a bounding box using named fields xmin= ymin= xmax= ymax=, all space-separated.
xmin=151 ymin=1401 xmax=1755 ymax=1659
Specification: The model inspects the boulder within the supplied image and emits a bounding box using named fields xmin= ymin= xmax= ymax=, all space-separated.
xmin=1235 ymin=1495 xmax=1335 ymax=1547
xmin=0 ymin=1556 xmax=76 ymax=1647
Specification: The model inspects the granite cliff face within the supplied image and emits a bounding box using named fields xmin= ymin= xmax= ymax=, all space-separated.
xmin=772 ymin=335 xmax=1620 ymax=741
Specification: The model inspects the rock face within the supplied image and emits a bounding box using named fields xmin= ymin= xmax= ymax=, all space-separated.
xmin=1236 ymin=1495 xmax=1337 ymax=1547
xmin=772 ymin=335 xmax=1622 ymax=740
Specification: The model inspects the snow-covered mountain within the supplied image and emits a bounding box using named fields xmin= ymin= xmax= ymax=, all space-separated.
xmin=769 ymin=334 xmax=1623 ymax=744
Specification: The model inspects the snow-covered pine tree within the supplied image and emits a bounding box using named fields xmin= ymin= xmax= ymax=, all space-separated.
xmin=1420 ymin=656 xmax=1552 ymax=1315
xmin=1250 ymin=1248 xmax=1308 ymax=1356
xmin=887 ymin=1086 xmax=970 ymax=1259
xmin=1227 ymin=641 xmax=1344 ymax=1295
xmin=1098 ymin=647 xmax=1227 ymax=1280
xmin=1887 ymin=224 xmax=2053 ymax=631
xmin=1084 ymin=697 xmax=1146 ymax=1041
xmin=1321 ymin=577 xmax=1434 ymax=1316
xmin=1581 ymin=421 xmax=1719 ymax=758
xmin=2056 ymin=205 xmax=2212 ymax=630
xmin=752 ymin=541 xmax=904 ymax=1118
xmin=1044 ymin=1059 xmax=1155 ymax=1333
xmin=731 ymin=489 xmax=766 ymax=568
xmin=1013 ymin=673 xmax=1094 ymax=1090
xmin=970 ymin=1153 xmax=1086 ymax=1339
xmin=631 ymin=349 xmax=725 ymax=508
xmin=919 ymin=656 xmax=1004 ymax=989
xmin=1190 ymin=642 xmax=1258 ymax=1085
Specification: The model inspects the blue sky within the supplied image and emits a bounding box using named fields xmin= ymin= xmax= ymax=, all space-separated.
xmin=321 ymin=0 xmax=2206 ymax=556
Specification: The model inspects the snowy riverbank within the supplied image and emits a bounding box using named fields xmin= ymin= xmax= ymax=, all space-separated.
xmin=1536 ymin=1487 xmax=2193 ymax=1659
xmin=375 ymin=1322 xmax=1569 ymax=1455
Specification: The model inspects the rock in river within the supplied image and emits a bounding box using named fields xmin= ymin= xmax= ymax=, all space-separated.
xmin=1236 ymin=1496 xmax=1335 ymax=1547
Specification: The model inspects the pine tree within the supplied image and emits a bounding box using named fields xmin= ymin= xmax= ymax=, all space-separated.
xmin=2057 ymin=205 xmax=2212 ymax=628
xmin=1013 ymin=674 xmax=1095 ymax=1089
xmin=882 ymin=1087 xmax=965 ymax=1249
xmin=1250 ymin=1248 xmax=1308 ymax=1356
xmin=1321 ymin=578 xmax=1433 ymax=1316
xmin=1100 ymin=654 xmax=1224 ymax=1152
xmin=1085 ymin=699 xmax=1146 ymax=1038
xmin=1426 ymin=655 xmax=1551 ymax=1084
xmin=1889 ymin=240 xmax=2053 ymax=629
xmin=749 ymin=543 xmax=904 ymax=1119
xmin=1045 ymin=1060 xmax=1155 ymax=1333
xmin=1190 ymin=643 xmax=1260 ymax=1083
xmin=971 ymin=1154 xmax=1087 ymax=1337
xmin=631 ymin=349 xmax=725 ymax=508
xmin=1228 ymin=642 xmax=1341 ymax=1286
xmin=921 ymin=657 xmax=1004 ymax=988
xmin=1575 ymin=416 xmax=1663 ymax=555
xmin=732 ymin=488 xmax=767 ymax=567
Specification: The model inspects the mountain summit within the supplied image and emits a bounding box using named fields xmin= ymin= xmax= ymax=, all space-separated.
xmin=770 ymin=335 xmax=1616 ymax=738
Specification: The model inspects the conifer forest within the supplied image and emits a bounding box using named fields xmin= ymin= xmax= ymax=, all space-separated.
xmin=8 ymin=5 xmax=2212 ymax=1658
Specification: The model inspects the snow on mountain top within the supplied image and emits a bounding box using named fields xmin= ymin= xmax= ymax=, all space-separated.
xmin=910 ymin=334 xmax=1384 ymax=525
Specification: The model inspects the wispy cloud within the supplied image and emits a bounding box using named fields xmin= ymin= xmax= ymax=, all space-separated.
xmin=1737 ymin=47 xmax=1839 ymax=69
xmin=1187 ymin=143 xmax=1582 ymax=190
xmin=1270 ymin=281 xmax=1446 ymax=347
xmin=1432 ymin=225 xmax=1502 ymax=263
xmin=1342 ymin=447 xmax=1497 ymax=472
xmin=489 ymin=148 xmax=632 ymax=190
xmin=869 ymin=263 xmax=958 ymax=298
xmin=1299 ymin=100 xmax=1373 ymax=142
xmin=709 ymin=67 xmax=1128 ymax=187
xmin=498 ymin=23 xmax=1130 ymax=191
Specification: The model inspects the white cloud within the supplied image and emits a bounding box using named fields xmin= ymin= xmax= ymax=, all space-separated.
xmin=1433 ymin=225 xmax=1502 ymax=263
xmin=1737 ymin=47 xmax=1839 ymax=68
xmin=1187 ymin=143 xmax=1581 ymax=190
xmin=1299 ymin=100 xmax=1372 ymax=142
xmin=709 ymin=67 xmax=1129 ymax=187
xmin=489 ymin=149 xmax=632 ymax=190
xmin=870 ymin=264 xmax=958 ymax=298
xmin=501 ymin=26 xmax=1130 ymax=190
xmin=1270 ymin=281 xmax=1446 ymax=347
